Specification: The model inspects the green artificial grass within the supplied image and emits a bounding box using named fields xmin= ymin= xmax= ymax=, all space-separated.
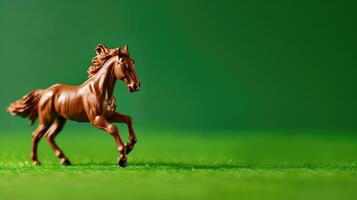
xmin=0 ymin=127 xmax=357 ymax=200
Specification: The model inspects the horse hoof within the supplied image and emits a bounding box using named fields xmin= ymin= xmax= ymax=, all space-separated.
xmin=33 ymin=161 xmax=41 ymax=166
xmin=118 ymin=159 xmax=128 ymax=168
xmin=60 ymin=159 xmax=72 ymax=166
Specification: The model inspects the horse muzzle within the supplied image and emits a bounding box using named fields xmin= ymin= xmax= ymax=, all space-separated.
xmin=128 ymin=83 xmax=140 ymax=93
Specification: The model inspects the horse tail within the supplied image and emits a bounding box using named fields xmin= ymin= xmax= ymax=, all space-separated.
xmin=6 ymin=89 xmax=44 ymax=125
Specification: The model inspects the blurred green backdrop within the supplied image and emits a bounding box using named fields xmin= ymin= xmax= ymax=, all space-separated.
xmin=0 ymin=0 xmax=356 ymax=131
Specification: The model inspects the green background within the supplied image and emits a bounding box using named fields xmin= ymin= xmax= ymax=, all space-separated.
xmin=1 ymin=2 xmax=357 ymax=200
xmin=0 ymin=0 xmax=356 ymax=131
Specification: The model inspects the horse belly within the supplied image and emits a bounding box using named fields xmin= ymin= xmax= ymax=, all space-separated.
xmin=55 ymin=92 xmax=89 ymax=122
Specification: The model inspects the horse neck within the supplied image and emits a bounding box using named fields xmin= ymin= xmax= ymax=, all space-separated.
xmin=85 ymin=58 xmax=117 ymax=99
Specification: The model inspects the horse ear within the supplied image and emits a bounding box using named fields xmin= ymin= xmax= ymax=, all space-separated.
xmin=124 ymin=44 xmax=129 ymax=52
xmin=95 ymin=44 xmax=109 ymax=55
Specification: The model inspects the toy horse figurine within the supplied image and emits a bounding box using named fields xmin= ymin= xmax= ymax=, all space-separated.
xmin=6 ymin=44 xmax=140 ymax=167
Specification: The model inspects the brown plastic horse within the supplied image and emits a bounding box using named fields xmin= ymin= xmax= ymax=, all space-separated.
xmin=6 ymin=44 xmax=140 ymax=167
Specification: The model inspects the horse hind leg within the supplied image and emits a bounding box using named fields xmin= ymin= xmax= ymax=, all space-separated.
xmin=31 ymin=124 xmax=49 ymax=165
xmin=44 ymin=117 xmax=71 ymax=166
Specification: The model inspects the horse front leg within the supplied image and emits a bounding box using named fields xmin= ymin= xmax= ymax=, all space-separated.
xmin=108 ymin=112 xmax=137 ymax=154
xmin=91 ymin=115 xmax=127 ymax=167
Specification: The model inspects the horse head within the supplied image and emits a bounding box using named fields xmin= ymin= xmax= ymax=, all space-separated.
xmin=114 ymin=44 xmax=141 ymax=92
xmin=89 ymin=44 xmax=141 ymax=93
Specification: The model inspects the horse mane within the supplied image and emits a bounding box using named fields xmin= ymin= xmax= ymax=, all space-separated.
xmin=87 ymin=44 xmax=128 ymax=78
